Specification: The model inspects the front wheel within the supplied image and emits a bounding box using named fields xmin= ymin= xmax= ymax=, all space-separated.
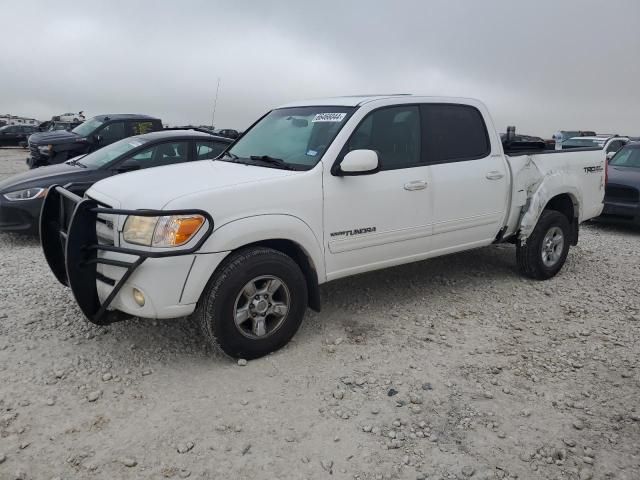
xmin=194 ymin=247 xmax=308 ymax=359
xmin=516 ymin=210 xmax=571 ymax=280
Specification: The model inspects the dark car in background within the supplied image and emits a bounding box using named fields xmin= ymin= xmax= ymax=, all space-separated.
xmin=27 ymin=114 xmax=162 ymax=169
xmin=44 ymin=120 xmax=82 ymax=132
xmin=601 ymin=143 xmax=640 ymax=225
xmin=0 ymin=129 xmax=232 ymax=234
xmin=0 ymin=125 xmax=39 ymax=146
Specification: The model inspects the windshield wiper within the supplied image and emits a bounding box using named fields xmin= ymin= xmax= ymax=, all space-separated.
xmin=68 ymin=157 xmax=88 ymax=167
xmin=249 ymin=155 xmax=296 ymax=170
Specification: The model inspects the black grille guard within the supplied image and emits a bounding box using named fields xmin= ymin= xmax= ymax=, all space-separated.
xmin=40 ymin=185 xmax=214 ymax=325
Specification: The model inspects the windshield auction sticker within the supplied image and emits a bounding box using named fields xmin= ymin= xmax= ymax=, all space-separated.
xmin=312 ymin=113 xmax=347 ymax=123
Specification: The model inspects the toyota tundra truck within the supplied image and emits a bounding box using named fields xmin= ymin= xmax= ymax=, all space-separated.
xmin=40 ymin=95 xmax=606 ymax=359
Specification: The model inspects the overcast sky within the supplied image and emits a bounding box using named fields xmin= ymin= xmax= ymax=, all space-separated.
xmin=2 ymin=0 xmax=639 ymax=136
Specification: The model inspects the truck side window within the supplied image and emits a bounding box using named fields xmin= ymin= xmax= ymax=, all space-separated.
xmin=98 ymin=122 xmax=126 ymax=145
xmin=195 ymin=141 xmax=228 ymax=160
xmin=347 ymin=106 xmax=421 ymax=170
xmin=131 ymin=121 xmax=155 ymax=135
xmin=420 ymin=104 xmax=490 ymax=164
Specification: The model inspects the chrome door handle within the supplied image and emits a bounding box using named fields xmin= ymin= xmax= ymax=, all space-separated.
xmin=486 ymin=171 xmax=505 ymax=180
xmin=404 ymin=180 xmax=427 ymax=191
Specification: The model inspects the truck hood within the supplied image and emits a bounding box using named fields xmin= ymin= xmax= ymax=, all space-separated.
xmin=608 ymin=165 xmax=640 ymax=187
xmin=0 ymin=162 xmax=89 ymax=193
xmin=28 ymin=129 xmax=82 ymax=145
xmin=88 ymin=160 xmax=298 ymax=209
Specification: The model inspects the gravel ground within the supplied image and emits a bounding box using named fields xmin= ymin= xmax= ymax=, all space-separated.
xmin=0 ymin=147 xmax=639 ymax=480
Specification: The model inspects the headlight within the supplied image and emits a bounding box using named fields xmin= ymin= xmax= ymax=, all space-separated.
xmin=3 ymin=187 xmax=47 ymax=201
xmin=123 ymin=214 xmax=206 ymax=247
xmin=37 ymin=144 xmax=53 ymax=154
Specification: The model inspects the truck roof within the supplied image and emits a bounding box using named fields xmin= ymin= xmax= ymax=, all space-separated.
xmin=277 ymin=94 xmax=484 ymax=108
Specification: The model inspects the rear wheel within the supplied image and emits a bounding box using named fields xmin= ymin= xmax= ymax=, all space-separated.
xmin=194 ymin=247 xmax=308 ymax=359
xmin=516 ymin=210 xmax=571 ymax=280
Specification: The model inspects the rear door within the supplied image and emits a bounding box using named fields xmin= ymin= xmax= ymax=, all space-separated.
xmin=422 ymin=103 xmax=509 ymax=253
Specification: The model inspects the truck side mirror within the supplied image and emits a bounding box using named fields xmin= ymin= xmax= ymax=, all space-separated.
xmin=337 ymin=149 xmax=379 ymax=176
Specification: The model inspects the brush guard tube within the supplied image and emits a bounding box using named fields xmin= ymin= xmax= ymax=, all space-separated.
xmin=40 ymin=185 xmax=213 ymax=326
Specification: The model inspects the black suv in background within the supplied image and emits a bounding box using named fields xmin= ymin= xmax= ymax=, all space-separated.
xmin=0 ymin=125 xmax=39 ymax=146
xmin=27 ymin=114 xmax=162 ymax=169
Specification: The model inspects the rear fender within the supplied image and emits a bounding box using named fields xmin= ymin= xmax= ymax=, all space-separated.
xmin=516 ymin=160 xmax=581 ymax=243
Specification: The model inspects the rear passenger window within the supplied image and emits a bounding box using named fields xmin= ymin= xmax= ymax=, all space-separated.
xmin=195 ymin=141 xmax=228 ymax=160
xmin=347 ymin=106 xmax=421 ymax=170
xmin=420 ymin=104 xmax=490 ymax=163
xmin=131 ymin=121 xmax=155 ymax=135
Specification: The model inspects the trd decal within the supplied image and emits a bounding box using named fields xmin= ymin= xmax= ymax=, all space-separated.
xmin=330 ymin=227 xmax=377 ymax=238
xmin=584 ymin=165 xmax=604 ymax=173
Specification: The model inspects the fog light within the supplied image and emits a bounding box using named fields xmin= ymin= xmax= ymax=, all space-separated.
xmin=132 ymin=288 xmax=145 ymax=307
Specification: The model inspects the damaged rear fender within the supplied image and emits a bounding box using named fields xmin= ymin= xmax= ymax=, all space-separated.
xmin=515 ymin=160 xmax=581 ymax=243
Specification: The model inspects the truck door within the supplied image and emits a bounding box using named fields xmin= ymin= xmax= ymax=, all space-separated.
xmin=323 ymin=105 xmax=432 ymax=281
xmin=421 ymin=103 xmax=509 ymax=253
xmin=95 ymin=121 xmax=126 ymax=147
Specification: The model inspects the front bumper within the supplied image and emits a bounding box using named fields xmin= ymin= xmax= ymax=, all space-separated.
xmin=40 ymin=186 xmax=215 ymax=325
xmin=0 ymin=195 xmax=42 ymax=233
xmin=27 ymin=143 xmax=50 ymax=168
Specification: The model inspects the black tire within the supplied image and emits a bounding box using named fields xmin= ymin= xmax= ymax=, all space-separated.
xmin=516 ymin=210 xmax=571 ymax=280
xmin=194 ymin=247 xmax=308 ymax=359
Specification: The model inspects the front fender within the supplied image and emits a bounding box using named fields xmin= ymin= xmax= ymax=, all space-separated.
xmin=199 ymin=214 xmax=326 ymax=282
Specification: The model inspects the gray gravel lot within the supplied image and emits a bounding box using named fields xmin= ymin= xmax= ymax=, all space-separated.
xmin=0 ymin=147 xmax=639 ymax=480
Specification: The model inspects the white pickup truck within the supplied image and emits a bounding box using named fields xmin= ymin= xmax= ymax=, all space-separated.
xmin=41 ymin=95 xmax=606 ymax=358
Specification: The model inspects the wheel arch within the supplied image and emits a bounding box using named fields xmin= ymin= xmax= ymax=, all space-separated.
xmin=197 ymin=215 xmax=325 ymax=312
xmin=239 ymin=238 xmax=322 ymax=312
xmin=519 ymin=182 xmax=582 ymax=244
xmin=543 ymin=193 xmax=579 ymax=245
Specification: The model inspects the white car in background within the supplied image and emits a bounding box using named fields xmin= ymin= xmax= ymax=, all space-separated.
xmin=563 ymin=135 xmax=629 ymax=159
xmin=53 ymin=112 xmax=86 ymax=122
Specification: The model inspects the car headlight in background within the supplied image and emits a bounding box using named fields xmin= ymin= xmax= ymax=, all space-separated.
xmin=3 ymin=187 xmax=47 ymax=201
xmin=37 ymin=144 xmax=53 ymax=154
xmin=123 ymin=214 xmax=206 ymax=247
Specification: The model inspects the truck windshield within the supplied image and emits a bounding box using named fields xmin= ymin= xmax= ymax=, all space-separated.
xmin=226 ymin=106 xmax=354 ymax=170
xmin=609 ymin=147 xmax=640 ymax=168
xmin=72 ymin=117 xmax=104 ymax=137
xmin=78 ymin=137 xmax=149 ymax=168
